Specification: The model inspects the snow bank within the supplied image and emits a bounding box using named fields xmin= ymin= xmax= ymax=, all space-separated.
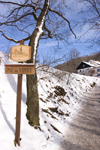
xmin=0 ymin=51 xmax=99 ymax=150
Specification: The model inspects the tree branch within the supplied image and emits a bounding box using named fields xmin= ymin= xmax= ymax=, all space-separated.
xmin=48 ymin=8 xmax=76 ymax=39
xmin=10 ymin=24 xmax=33 ymax=35
xmin=0 ymin=1 xmax=23 ymax=6
xmin=7 ymin=6 xmax=23 ymax=18
xmin=0 ymin=1 xmax=35 ymax=7
xmin=0 ymin=1 xmax=40 ymax=12
xmin=89 ymin=0 xmax=100 ymax=16
xmin=0 ymin=30 xmax=31 ymax=43
xmin=0 ymin=12 xmax=33 ymax=25
xmin=43 ymin=23 xmax=56 ymax=38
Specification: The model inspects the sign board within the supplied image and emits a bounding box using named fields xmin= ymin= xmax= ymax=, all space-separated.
xmin=5 ymin=64 xmax=34 ymax=74
xmin=10 ymin=45 xmax=31 ymax=62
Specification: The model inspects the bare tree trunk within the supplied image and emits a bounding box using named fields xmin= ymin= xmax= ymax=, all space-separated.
xmin=26 ymin=0 xmax=50 ymax=126
xmin=26 ymin=71 xmax=39 ymax=126
xmin=26 ymin=30 xmax=40 ymax=126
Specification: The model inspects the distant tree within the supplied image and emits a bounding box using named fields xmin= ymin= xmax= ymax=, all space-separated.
xmin=69 ymin=48 xmax=80 ymax=60
xmin=0 ymin=0 xmax=76 ymax=126
xmin=68 ymin=48 xmax=80 ymax=72
xmin=54 ymin=48 xmax=81 ymax=73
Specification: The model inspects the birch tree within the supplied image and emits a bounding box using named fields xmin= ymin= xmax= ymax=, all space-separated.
xmin=0 ymin=0 xmax=76 ymax=126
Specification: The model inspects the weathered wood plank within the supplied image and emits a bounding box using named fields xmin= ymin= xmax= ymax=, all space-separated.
xmin=5 ymin=64 xmax=34 ymax=74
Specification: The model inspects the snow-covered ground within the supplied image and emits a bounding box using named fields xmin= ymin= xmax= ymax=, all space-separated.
xmin=0 ymin=51 xmax=99 ymax=150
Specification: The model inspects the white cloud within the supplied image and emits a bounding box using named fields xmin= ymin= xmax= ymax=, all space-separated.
xmin=39 ymin=41 xmax=59 ymax=48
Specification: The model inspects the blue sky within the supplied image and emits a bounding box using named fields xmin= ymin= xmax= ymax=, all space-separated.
xmin=0 ymin=0 xmax=99 ymax=66
xmin=0 ymin=27 xmax=98 ymax=67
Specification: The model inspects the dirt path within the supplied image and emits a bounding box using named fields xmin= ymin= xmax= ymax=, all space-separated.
xmin=59 ymin=83 xmax=100 ymax=150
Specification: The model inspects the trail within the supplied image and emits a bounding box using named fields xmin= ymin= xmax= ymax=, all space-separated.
xmin=59 ymin=83 xmax=100 ymax=150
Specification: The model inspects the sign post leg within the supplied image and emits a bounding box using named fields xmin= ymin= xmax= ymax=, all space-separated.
xmin=15 ymin=40 xmax=24 ymax=146
xmin=15 ymin=74 xmax=22 ymax=146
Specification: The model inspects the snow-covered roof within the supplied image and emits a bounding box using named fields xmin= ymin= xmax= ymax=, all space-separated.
xmin=83 ymin=60 xmax=100 ymax=67
xmin=82 ymin=61 xmax=95 ymax=67
xmin=76 ymin=60 xmax=100 ymax=70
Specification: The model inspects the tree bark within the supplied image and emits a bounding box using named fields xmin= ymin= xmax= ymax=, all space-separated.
xmin=26 ymin=30 xmax=40 ymax=126
xmin=26 ymin=0 xmax=50 ymax=126
xmin=26 ymin=71 xmax=39 ymax=126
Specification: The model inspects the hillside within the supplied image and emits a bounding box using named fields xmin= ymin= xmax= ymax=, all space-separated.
xmin=54 ymin=52 xmax=100 ymax=73
xmin=0 ymin=51 xmax=99 ymax=150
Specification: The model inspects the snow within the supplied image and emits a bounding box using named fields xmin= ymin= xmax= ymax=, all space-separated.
xmin=33 ymin=31 xmax=42 ymax=64
xmin=0 ymin=51 xmax=99 ymax=150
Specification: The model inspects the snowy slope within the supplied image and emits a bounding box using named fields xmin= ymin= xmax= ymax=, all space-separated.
xmin=0 ymin=51 xmax=99 ymax=150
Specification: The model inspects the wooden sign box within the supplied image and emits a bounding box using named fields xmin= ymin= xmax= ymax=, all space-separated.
xmin=10 ymin=45 xmax=31 ymax=62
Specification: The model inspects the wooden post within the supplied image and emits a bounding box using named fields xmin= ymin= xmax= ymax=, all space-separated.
xmin=15 ymin=74 xmax=22 ymax=146
xmin=15 ymin=40 xmax=24 ymax=146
